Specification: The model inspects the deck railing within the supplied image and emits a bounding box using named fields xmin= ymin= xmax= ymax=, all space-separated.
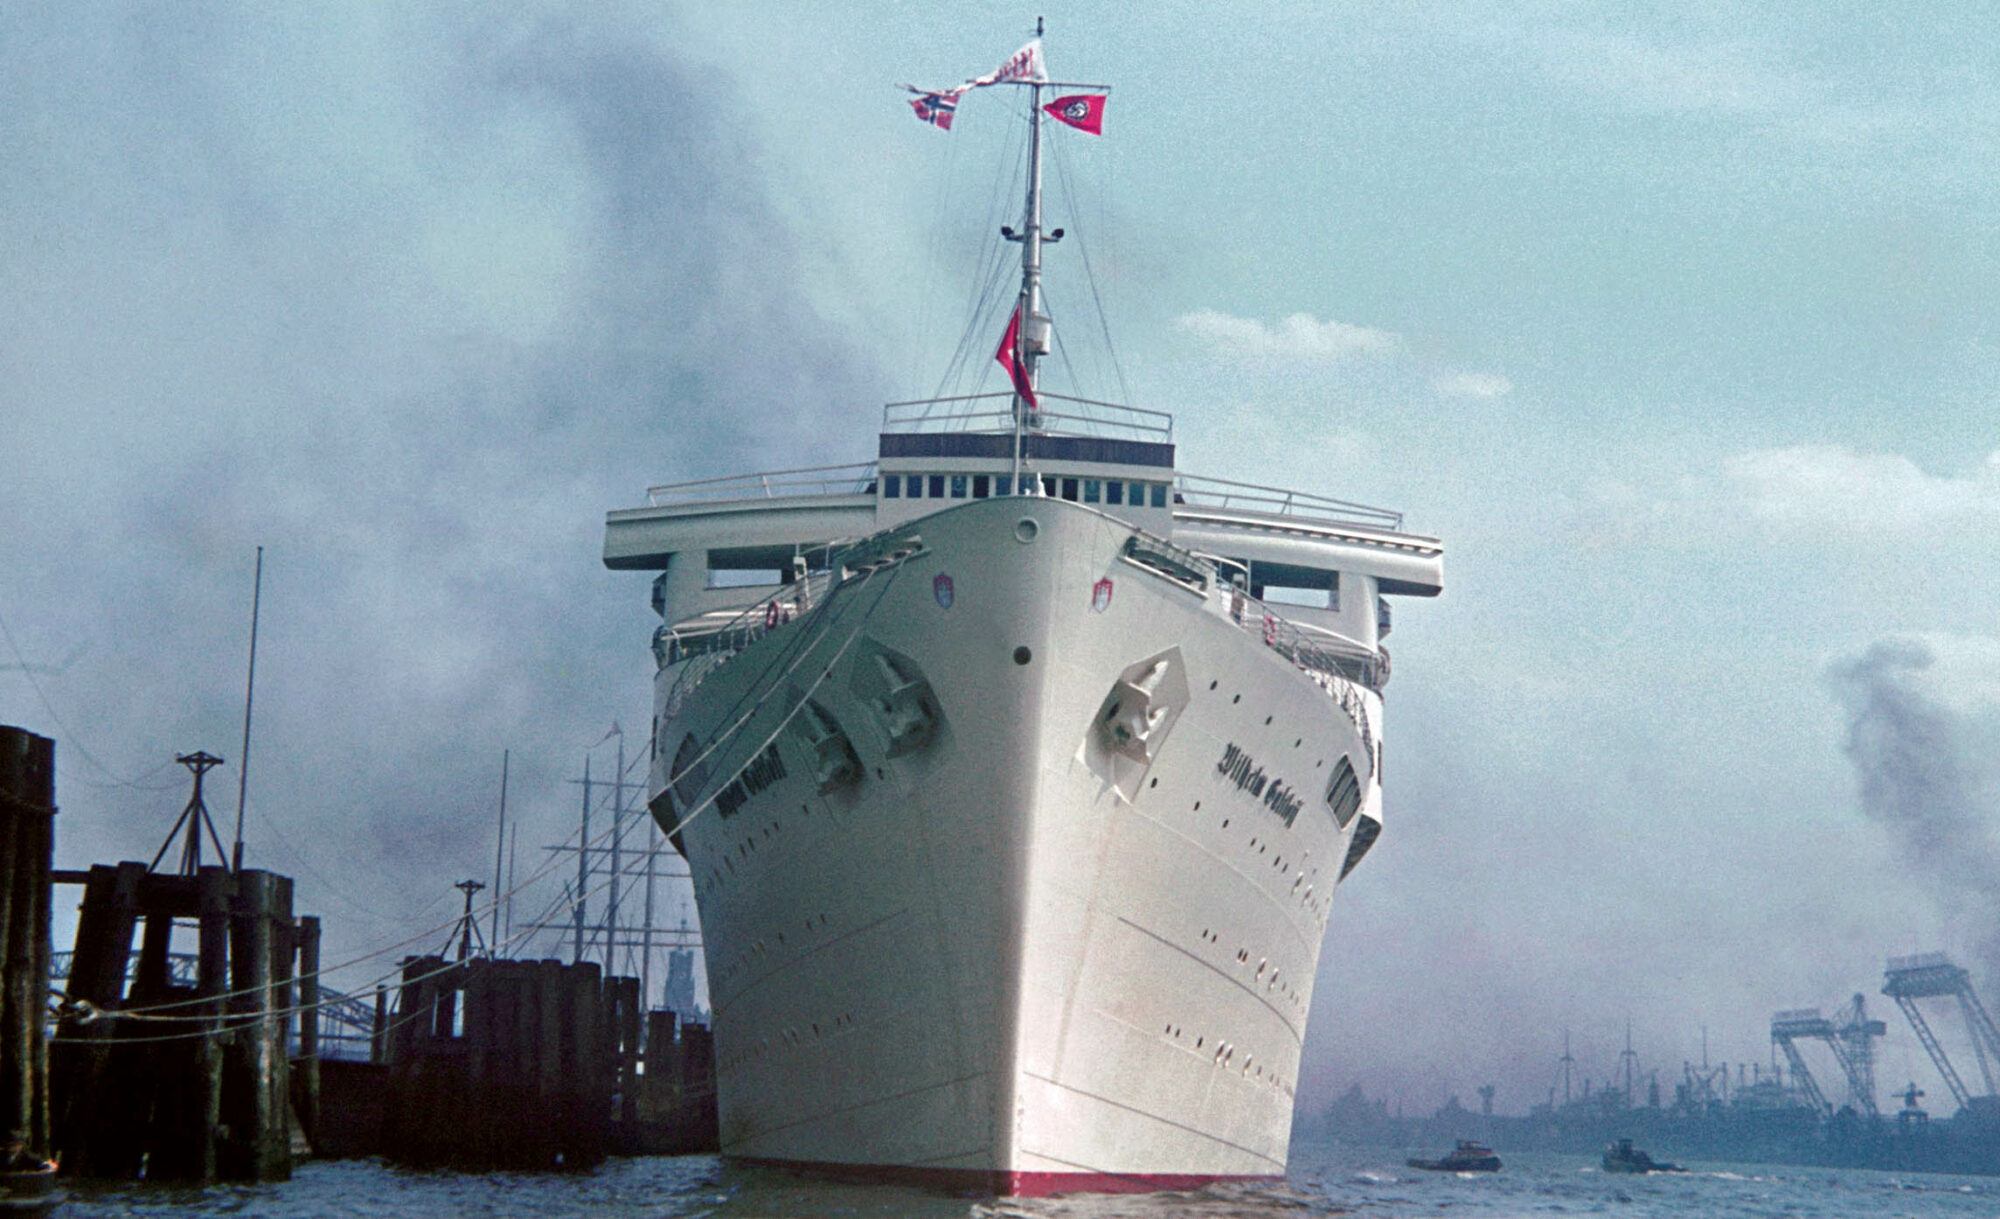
xmin=882 ymin=392 xmax=1174 ymax=444
xmin=1174 ymin=472 xmax=1404 ymax=532
xmin=646 ymin=462 xmax=878 ymax=507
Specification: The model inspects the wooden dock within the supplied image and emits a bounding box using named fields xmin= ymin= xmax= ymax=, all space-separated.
xmin=50 ymin=862 xmax=316 ymax=1181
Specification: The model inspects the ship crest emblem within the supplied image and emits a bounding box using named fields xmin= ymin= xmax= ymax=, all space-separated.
xmin=933 ymin=573 xmax=954 ymax=609
xmin=1091 ymin=577 xmax=1114 ymax=613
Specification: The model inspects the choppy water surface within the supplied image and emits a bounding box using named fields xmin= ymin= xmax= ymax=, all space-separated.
xmin=56 ymin=1142 xmax=2000 ymax=1218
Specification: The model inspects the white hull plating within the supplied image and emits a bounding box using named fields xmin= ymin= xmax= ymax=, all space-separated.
xmin=650 ymin=497 xmax=1381 ymax=1185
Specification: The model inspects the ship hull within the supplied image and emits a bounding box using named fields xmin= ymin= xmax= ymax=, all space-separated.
xmin=651 ymin=496 xmax=1381 ymax=1191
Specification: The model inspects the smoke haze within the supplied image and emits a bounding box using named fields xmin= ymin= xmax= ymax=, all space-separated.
xmin=1831 ymin=635 xmax=2000 ymax=979
xmin=1 ymin=6 xmax=882 ymax=968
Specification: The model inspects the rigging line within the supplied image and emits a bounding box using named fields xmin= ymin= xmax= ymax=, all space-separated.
xmin=0 ymin=601 xmax=157 ymax=790
xmin=668 ymin=565 xmax=888 ymax=807
xmin=936 ymin=250 xmax=1017 ymax=407
xmin=934 ymin=100 xmax=1033 ymax=404
xmin=914 ymin=120 xmax=963 ymax=393
xmin=55 ymin=942 xmax=525 ymax=1044
xmin=655 ymin=563 xmax=905 ymax=851
xmin=83 ymin=569 xmax=880 ymax=1018
xmin=1050 ymin=134 xmax=1133 ymax=408
xmin=89 ymin=839 xmax=641 ymax=1024
xmin=66 ymin=760 xmax=182 ymax=793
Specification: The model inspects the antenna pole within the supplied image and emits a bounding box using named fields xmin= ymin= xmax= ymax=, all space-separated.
xmin=231 ymin=545 xmax=263 ymax=872
xmin=574 ymin=755 xmax=590 ymax=965
xmin=489 ymin=748 xmax=508 ymax=952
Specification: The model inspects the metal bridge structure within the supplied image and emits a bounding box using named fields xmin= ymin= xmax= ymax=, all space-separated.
xmin=51 ymin=950 xmax=384 ymax=1060
xmin=1882 ymin=953 xmax=2000 ymax=1112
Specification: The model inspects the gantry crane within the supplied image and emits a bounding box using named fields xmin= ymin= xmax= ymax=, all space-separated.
xmin=1770 ymin=994 xmax=1885 ymax=1118
xmin=1882 ymin=953 xmax=2000 ymax=1112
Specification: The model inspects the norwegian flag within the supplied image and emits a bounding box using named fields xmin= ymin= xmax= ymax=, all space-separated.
xmin=995 ymin=302 xmax=1037 ymax=410
xmin=906 ymin=87 xmax=964 ymax=130
xmin=1042 ymin=93 xmax=1106 ymax=135
xmin=902 ymin=39 xmax=1047 ymax=131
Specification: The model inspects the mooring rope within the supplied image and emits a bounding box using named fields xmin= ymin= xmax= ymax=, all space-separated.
xmin=52 ymin=558 xmax=910 ymax=1035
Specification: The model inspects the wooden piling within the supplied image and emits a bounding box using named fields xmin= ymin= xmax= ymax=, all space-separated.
xmin=222 ymin=869 xmax=289 ymax=1180
xmin=196 ymin=864 xmax=231 ymax=1181
xmin=0 ymin=727 xmax=54 ymax=1155
xmin=294 ymin=914 xmax=320 ymax=1147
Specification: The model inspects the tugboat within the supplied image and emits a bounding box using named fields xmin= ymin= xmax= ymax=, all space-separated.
xmin=1406 ymin=1141 xmax=1501 ymax=1172
xmin=1602 ymin=1138 xmax=1681 ymax=1174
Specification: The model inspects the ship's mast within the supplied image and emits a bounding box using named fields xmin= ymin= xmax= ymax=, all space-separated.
xmin=1010 ymin=17 xmax=1051 ymax=491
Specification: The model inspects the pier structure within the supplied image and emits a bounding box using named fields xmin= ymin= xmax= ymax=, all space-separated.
xmin=49 ymin=749 xmax=318 ymax=1182
xmin=378 ymin=955 xmax=715 ymax=1168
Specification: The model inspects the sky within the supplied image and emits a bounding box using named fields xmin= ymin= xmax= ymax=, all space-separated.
xmin=4 ymin=2 xmax=2000 ymax=1122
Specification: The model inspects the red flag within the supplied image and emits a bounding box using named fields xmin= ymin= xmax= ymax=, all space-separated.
xmin=995 ymin=305 xmax=1037 ymax=409
xmin=1042 ymin=93 xmax=1106 ymax=135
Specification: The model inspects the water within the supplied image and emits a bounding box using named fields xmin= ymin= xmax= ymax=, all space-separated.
xmin=53 ymin=1143 xmax=2000 ymax=1218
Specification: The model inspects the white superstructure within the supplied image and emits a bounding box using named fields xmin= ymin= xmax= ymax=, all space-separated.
xmin=601 ymin=35 xmax=1443 ymax=1196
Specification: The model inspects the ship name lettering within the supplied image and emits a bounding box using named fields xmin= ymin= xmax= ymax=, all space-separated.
xmin=1262 ymin=780 xmax=1302 ymax=828
xmin=1216 ymin=743 xmax=1267 ymax=796
xmin=715 ymin=743 xmax=788 ymax=819
xmin=1218 ymin=743 xmax=1304 ymax=827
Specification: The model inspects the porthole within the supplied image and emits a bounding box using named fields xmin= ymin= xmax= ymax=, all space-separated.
xmin=1264 ymin=715 xmax=1273 ymax=725
xmin=1014 ymin=518 xmax=1040 ymax=543
xmin=1013 ymin=645 xmax=1032 ymax=665
xmin=1209 ymin=680 xmax=1218 ymax=690
xmin=1232 ymin=694 xmax=1241 ymax=704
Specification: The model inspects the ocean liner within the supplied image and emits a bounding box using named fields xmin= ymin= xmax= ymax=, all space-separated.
xmin=602 ymin=35 xmax=1443 ymax=1196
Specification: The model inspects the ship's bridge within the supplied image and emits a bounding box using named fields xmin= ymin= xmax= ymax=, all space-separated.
xmin=604 ymin=393 xmax=1441 ymax=663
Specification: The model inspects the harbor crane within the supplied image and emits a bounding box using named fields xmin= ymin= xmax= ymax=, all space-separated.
xmin=1770 ymin=994 xmax=1886 ymax=1119
xmin=1882 ymin=953 xmax=2000 ymax=1112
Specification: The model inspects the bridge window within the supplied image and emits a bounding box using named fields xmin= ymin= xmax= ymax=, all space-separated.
xmin=951 ymin=475 xmax=967 ymax=498
xmin=928 ymin=475 xmax=946 ymax=499
xmin=1106 ymin=480 xmax=1124 ymax=506
xmin=883 ymin=474 xmax=901 ymax=498
xmin=1326 ymin=756 xmax=1361 ymax=829
xmin=1084 ymin=480 xmax=1101 ymax=503
xmin=1061 ymin=478 xmax=1079 ymax=502
xmin=973 ymin=475 xmax=991 ymax=498
xmin=1150 ymin=483 xmax=1168 ymax=508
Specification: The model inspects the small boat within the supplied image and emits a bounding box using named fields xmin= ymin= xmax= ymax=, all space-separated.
xmin=1406 ymin=1141 xmax=1501 ymax=1172
xmin=1601 ymin=1138 xmax=1681 ymax=1174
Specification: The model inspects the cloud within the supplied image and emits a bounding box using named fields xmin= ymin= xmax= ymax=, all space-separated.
xmin=1726 ymin=445 xmax=2000 ymax=534
xmin=1585 ymin=445 xmax=2000 ymax=548
xmin=1431 ymin=371 xmax=1512 ymax=399
xmin=1176 ymin=309 xmax=1399 ymax=361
